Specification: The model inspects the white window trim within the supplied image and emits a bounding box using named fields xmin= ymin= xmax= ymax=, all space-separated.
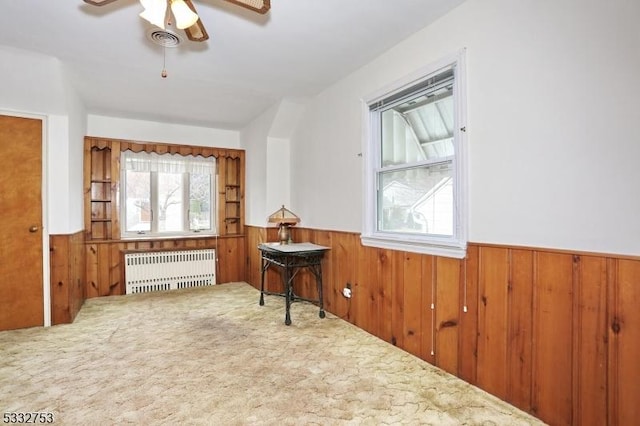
xmin=120 ymin=151 xmax=218 ymax=239
xmin=361 ymin=49 xmax=468 ymax=259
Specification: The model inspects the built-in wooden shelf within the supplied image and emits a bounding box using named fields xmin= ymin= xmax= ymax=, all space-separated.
xmin=221 ymin=158 xmax=243 ymax=235
xmin=84 ymin=144 xmax=115 ymax=240
xmin=85 ymin=137 xmax=245 ymax=240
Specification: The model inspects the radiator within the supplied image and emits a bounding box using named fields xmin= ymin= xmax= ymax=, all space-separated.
xmin=124 ymin=249 xmax=216 ymax=295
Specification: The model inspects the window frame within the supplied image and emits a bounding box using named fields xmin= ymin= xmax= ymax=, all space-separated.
xmin=119 ymin=152 xmax=218 ymax=239
xmin=361 ymin=50 xmax=468 ymax=258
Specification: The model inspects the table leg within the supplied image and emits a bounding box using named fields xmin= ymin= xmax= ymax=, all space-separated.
xmin=259 ymin=257 xmax=267 ymax=306
xmin=284 ymin=263 xmax=292 ymax=325
xmin=316 ymin=264 xmax=326 ymax=319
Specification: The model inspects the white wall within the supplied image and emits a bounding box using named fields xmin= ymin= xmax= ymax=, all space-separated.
xmin=241 ymin=99 xmax=305 ymax=226
xmin=87 ymin=115 xmax=240 ymax=148
xmin=241 ymin=105 xmax=278 ymax=225
xmin=46 ymin=115 xmax=71 ymax=233
xmin=289 ymin=0 xmax=640 ymax=256
xmin=265 ymin=137 xmax=291 ymax=215
xmin=61 ymin=63 xmax=87 ymax=233
xmin=0 ymin=46 xmax=67 ymax=115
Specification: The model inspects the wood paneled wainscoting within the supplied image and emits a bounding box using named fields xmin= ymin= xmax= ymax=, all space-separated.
xmin=50 ymin=231 xmax=86 ymax=325
xmin=50 ymin=234 xmax=246 ymax=322
xmin=245 ymin=225 xmax=639 ymax=426
xmin=84 ymin=236 xmax=246 ymax=298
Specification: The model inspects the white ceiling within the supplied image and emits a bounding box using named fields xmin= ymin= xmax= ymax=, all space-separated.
xmin=0 ymin=0 xmax=465 ymax=130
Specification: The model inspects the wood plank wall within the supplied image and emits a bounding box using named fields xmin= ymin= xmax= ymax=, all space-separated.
xmin=50 ymin=234 xmax=245 ymax=322
xmin=50 ymin=231 xmax=85 ymax=325
xmin=84 ymin=236 xmax=246 ymax=298
xmin=245 ymin=225 xmax=639 ymax=426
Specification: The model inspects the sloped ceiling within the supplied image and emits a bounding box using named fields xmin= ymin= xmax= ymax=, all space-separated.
xmin=0 ymin=0 xmax=466 ymax=129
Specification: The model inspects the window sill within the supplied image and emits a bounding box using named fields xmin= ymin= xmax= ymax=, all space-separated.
xmin=84 ymin=234 xmax=245 ymax=245
xmin=120 ymin=233 xmax=218 ymax=241
xmin=360 ymin=234 xmax=467 ymax=259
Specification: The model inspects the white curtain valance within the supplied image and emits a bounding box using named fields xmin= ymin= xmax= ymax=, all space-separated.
xmin=122 ymin=150 xmax=216 ymax=175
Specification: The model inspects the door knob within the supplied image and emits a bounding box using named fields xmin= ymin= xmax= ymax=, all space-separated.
xmin=29 ymin=225 xmax=39 ymax=233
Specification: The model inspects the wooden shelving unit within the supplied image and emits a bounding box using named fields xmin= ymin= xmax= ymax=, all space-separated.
xmin=85 ymin=144 xmax=116 ymax=240
xmin=220 ymin=156 xmax=244 ymax=235
xmin=84 ymin=137 xmax=245 ymax=240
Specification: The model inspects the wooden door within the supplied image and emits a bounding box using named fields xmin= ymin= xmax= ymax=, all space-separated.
xmin=0 ymin=114 xmax=44 ymax=330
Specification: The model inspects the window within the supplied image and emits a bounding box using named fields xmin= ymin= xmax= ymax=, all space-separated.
xmin=362 ymin=52 xmax=467 ymax=258
xmin=120 ymin=151 xmax=217 ymax=238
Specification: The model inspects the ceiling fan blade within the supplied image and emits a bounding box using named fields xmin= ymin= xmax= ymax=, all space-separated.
xmin=184 ymin=20 xmax=209 ymax=42
xmin=224 ymin=0 xmax=271 ymax=14
xmin=182 ymin=0 xmax=209 ymax=42
xmin=83 ymin=0 xmax=120 ymax=5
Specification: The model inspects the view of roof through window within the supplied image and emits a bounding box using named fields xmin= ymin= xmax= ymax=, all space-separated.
xmin=378 ymin=70 xmax=455 ymax=236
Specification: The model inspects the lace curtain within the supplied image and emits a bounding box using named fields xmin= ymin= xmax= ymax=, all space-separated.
xmin=122 ymin=150 xmax=216 ymax=175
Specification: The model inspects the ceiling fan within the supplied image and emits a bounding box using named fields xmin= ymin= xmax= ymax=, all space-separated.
xmin=83 ymin=0 xmax=271 ymax=42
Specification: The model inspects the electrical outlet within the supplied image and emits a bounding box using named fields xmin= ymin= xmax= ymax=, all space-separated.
xmin=342 ymin=283 xmax=352 ymax=299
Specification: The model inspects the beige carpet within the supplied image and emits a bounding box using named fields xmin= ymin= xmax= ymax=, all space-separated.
xmin=0 ymin=282 xmax=545 ymax=425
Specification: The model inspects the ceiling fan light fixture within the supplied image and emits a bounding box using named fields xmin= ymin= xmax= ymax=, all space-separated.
xmin=139 ymin=0 xmax=167 ymax=29
xmin=170 ymin=0 xmax=199 ymax=29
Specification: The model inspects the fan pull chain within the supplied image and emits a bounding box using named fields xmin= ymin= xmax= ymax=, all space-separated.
xmin=161 ymin=45 xmax=168 ymax=78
